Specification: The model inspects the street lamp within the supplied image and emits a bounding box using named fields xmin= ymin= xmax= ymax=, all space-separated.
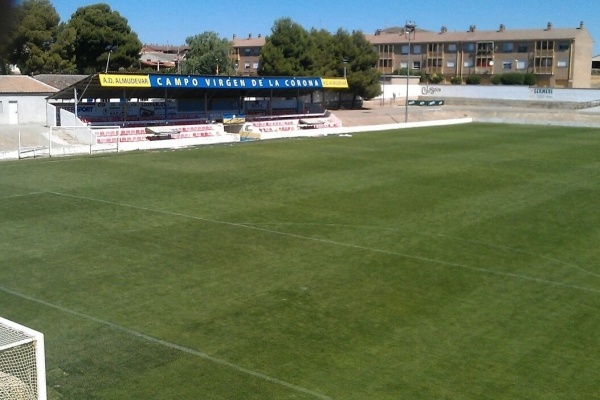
xmin=404 ymin=21 xmax=416 ymax=123
xmin=105 ymin=45 xmax=117 ymax=73
xmin=342 ymin=59 xmax=348 ymax=78
xmin=216 ymin=58 xmax=220 ymax=75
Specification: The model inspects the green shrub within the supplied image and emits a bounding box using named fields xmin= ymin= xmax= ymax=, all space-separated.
xmin=450 ymin=76 xmax=462 ymax=85
xmin=500 ymin=72 xmax=524 ymax=85
xmin=427 ymin=73 xmax=445 ymax=84
xmin=465 ymin=75 xmax=481 ymax=85
xmin=491 ymin=75 xmax=502 ymax=85
xmin=523 ymin=73 xmax=536 ymax=86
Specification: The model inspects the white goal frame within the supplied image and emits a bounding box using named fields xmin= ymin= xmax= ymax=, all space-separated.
xmin=0 ymin=317 xmax=47 ymax=400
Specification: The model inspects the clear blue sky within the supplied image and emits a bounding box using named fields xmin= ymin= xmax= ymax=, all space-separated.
xmin=51 ymin=0 xmax=599 ymax=55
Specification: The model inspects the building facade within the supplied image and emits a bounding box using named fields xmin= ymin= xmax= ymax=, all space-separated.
xmin=231 ymin=34 xmax=264 ymax=76
xmin=367 ymin=22 xmax=594 ymax=88
xmin=229 ymin=23 xmax=594 ymax=88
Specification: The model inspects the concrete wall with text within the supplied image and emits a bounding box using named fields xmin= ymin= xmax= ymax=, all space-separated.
xmin=417 ymin=85 xmax=600 ymax=103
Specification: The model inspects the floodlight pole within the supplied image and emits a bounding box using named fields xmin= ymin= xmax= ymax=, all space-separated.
xmin=105 ymin=46 xmax=117 ymax=73
xmin=405 ymin=21 xmax=415 ymax=123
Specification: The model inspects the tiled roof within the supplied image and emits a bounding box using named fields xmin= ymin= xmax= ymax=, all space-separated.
xmin=366 ymin=25 xmax=592 ymax=45
xmin=33 ymin=74 xmax=90 ymax=90
xmin=0 ymin=76 xmax=58 ymax=94
xmin=232 ymin=36 xmax=266 ymax=47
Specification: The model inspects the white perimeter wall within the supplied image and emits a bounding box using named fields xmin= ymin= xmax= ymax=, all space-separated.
xmin=376 ymin=84 xmax=600 ymax=103
xmin=417 ymin=85 xmax=600 ymax=103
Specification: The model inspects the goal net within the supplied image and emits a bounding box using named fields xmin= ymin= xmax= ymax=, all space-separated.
xmin=0 ymin=317 xmax=46 ymax=400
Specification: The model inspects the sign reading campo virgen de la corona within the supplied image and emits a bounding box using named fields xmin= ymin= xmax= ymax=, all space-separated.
xmin=99 ymin=74 xmax=348 ymax=90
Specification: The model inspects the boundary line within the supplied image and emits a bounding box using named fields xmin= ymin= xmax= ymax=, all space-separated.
xmin=47 ymin=190 xmax=600 ymax=295
xmin=0 ymin=285 xmax=333 ymax=400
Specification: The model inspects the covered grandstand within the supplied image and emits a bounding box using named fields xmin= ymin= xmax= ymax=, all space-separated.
xmin=45 ymin=73 xmax=349 ymax=148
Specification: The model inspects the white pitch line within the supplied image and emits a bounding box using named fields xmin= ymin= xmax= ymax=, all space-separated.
xmin=0 ymin=192 xmax=45 ymax=200
xmin=47 ymin=190 xmax=600 ymax=296
xmin=242 ymin=221 xmax=600 ymax=279
xmin=0 ymin=285 xmax=333 ymax=400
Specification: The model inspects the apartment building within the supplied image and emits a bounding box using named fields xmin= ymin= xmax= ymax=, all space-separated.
xmin=367 ymin=22 xmax=594 ymax=88
xmin=231 ymin=34 xmax=264 ymax=76
xmin=230 ymin=23 xmax=593 ymax=88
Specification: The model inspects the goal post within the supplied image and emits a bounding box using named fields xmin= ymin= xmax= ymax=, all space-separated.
xmin=0 ymin=317 xmax=47 ymax=400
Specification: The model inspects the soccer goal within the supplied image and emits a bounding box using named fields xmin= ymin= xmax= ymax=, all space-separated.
xmin=0 ymin=317 xmax=47 ymax=400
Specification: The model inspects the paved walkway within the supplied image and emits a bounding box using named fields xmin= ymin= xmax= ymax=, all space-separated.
xmin=0 ymin=124 xmax=51 ymax=150
xmin=333 ymin=101 xmax=600 ymax=127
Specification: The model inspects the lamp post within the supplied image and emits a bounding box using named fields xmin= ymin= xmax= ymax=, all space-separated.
xmin=105 ymin=45 xmax=117 ymax=73
xmin=404 ymin=21 xmax=416 ymax=123
xmin=216 ymin=58 xmax=220 ymax=75
xmin=342 ymin=59 xmax=348 ymax=78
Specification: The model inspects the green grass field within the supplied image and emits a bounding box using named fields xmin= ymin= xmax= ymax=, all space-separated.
xmin=1 ymin=123 xmax=599 ymax=399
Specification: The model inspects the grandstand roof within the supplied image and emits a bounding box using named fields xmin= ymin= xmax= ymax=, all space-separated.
xmin=48 ymin=73 xmax=347 ymax=101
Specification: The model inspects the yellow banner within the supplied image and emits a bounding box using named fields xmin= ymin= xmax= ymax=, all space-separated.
xmin=99 ymin=74 xmax=151 ymax=87
xmin=321 ymin=78 xmax=349 ymax=89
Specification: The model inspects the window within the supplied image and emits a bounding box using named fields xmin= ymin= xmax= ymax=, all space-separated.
xmin=244 ymin=48 xmax=251 ymax=56
xmin=401 ymin=45 xmax=409 ymax=54
xmin=535 ymin=57 xmax=553 ymax=67
xmin=558 ymin=42 xmax=570 ymax=51
xmin=503 ymin=42 xmax=514 ymax=53
xmin=427 ymin=59 xmax=442 ymax=67
xmin=379 ymin=44 xmax=394 ymax=53
xmin=536 ymin=41 xmax=554 ymax=50
xmin=516 ymin=60 xmax=526 ymax=70
xmin=400 ymin=61 xmax=408 ymax=69
xmin=464 ymin=59 xmax=474 ymax=67
xmin=447 ymin=43 xmax=457 ymax=52
xmin=412 ymin=61 xmax=421 ymax=70
xmin=502 ymin=61 xmax=512 ymax=70
xmin=464 ymin=43 xmax=475 ymax=53
xmin=413 ymin=45 xmax=422 ymax=54
xmin=0 ymin=101 xmax=3 ymax=114
xmin=428 ymin=43 xmax=443 ymax=53
xmin=244 ymin=62 xmax=250 ymax=69
xmin=557 ymin=59 xmax=568 ymax=67
xmin=379 ymin=59 xmax=393 ymax=68
xmin=447 ymin=60 xmax=456 ymax=68
xmin=477 ymin=41 xmax=494 ymax=54
xmin=517 ymin=43 xmax=528 ymax=53
xmin=253 ymin=61 xmax=259 ymax=69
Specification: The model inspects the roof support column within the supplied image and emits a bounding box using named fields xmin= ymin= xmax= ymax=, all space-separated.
xmin=164 ymin=88 xmax=168 ymax=122
xmin=204 ymin=92 xmax=208 ymax=120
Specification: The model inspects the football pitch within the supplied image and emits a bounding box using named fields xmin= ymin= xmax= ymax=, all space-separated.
xmin=1 ymin=123 xmax=599 ymax=399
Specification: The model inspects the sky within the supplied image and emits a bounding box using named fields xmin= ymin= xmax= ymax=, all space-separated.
xmin=49 ymin=0 xmax=600 ymax=55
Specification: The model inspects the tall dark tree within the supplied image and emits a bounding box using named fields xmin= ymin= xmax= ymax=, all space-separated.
xmin=8 ymin=0 xmax=60 ymax=75
xmin=46 ymin=23 xmax=77 ymax=73
xmin=0 ymin=0 xmax=19 ymax=74
xmin=309 ymin=28 xmax=338 ymax=77
xmin=333 ymin=29 xmax=381 ymax=101
xmin=181 ymin=31 xmax=233 ymax=75
xmin=66 ymin=3 xmax=141 ymax=73
xmin=259 ymin=18 xmax=315 ymax=76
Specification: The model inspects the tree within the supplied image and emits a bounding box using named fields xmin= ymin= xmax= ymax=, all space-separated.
xmin=0 ymin=0 xmax=19 ymax=74
xmin=8 ymin=0 xmax=60 ymax=75
xmin=46 ymin=23 xmax=77 ymax=73
xmin=180 ymin=31 xmax=233 ymax=75
xmin=259 ymin=18 xmax=315 ymax=76
xmin=339 ymin=29 xmax=381 ymax=102
xmin=65 ymin=3 xmax=141 ymax=73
